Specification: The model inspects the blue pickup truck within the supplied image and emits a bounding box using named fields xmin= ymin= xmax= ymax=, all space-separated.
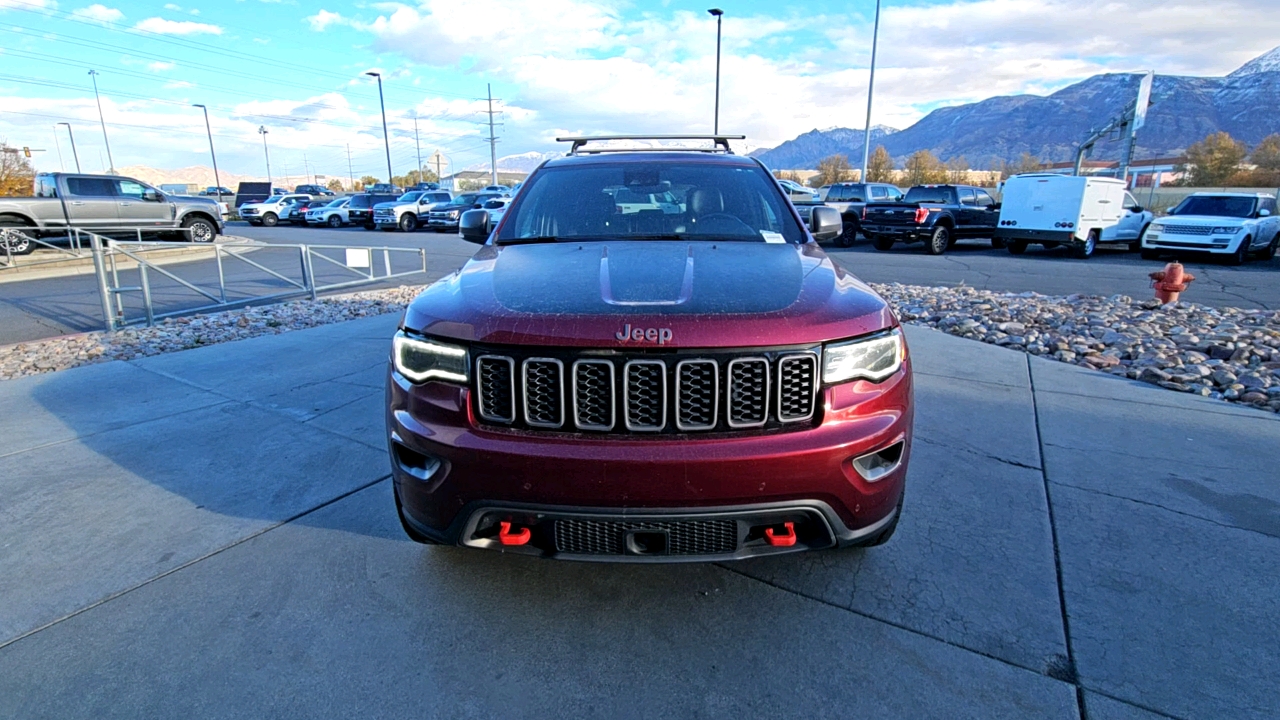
xmin=860 ymin=184 xmax=1003 ymax=255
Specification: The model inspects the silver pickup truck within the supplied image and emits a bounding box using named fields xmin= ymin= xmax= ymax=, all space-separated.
xmin=0 ymin=172 xmax=225 ymax=255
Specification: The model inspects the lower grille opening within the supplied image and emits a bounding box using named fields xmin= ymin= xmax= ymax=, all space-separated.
xmin=555 ymin=519 xmax=738 ymax=556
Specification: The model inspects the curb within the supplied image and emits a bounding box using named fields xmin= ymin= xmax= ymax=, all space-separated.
xmin=0 ymin=236 xmax=263 ymax=285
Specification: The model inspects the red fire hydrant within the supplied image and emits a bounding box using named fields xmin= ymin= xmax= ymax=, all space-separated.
xmin=1149 ymin=262 xmax=1195 ymax=304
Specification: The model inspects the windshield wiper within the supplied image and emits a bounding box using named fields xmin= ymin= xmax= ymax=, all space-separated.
xmin=497 ymin=236 xmax=561 ymax=245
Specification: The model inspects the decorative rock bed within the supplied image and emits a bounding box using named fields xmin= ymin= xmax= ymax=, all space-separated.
xmin=3 ymin=282 xmax=1279 ymax=414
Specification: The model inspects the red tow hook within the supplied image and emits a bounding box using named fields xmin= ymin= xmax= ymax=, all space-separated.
xmin=497 ymin=521 xmax=531 ymax=546
xmin=764 ymin=522 xmax=797 ymax=547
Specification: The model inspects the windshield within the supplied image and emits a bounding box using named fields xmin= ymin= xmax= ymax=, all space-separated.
xmin=1171 ymin=196 xmax=1258 ymax=218
xmin=496 ymin=161 xmax=804 ymax=244
xmin=903 ymin=187 xmax=953 ymax=204
xmin=325 ymin=198 xmax=346 ymax=208
xmin=398 ymin=191 xmax=423 ymax=203
xmin=450 ymin=194 xmax=479 ymax=206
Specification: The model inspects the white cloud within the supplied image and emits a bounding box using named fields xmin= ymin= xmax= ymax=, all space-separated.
xmin=147 ymin=61 xmax=175 ymax=72
xmin=163 ymin=80 xmax=193 ymax=89
xmin=163 ymin=2 xmax=180 ymax=9
xmin=0 ymin=0 xmax=54 ymax=8
xmin=71 ymin=4 xmax=123 ymax=22
xmin=133 ymin=17 xmax=223 ymax=35
xmin=306 ymin=9 xmax=343 ymax=31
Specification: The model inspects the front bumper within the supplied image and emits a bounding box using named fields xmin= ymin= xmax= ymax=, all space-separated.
xmin=1142 ymin=231 xmax=1242 ymax=254
xmin=386 ymin=361 xmax=913 ymax=561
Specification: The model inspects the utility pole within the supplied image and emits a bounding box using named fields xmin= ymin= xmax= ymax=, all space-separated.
xmin=431 ymin=150 xmax=444 ymax=184
xmin=192 ymin=104 xmax=222 ymax=198
xmin=708 ymin=8 xmax=723 ymax=134
xmin=87 ymin=69 xmax=115 ymax=173
xmin=366 ymin=71 xmax=393 ymax=184
xmin=303 ymin=152 xmax=311 ymax=185
xmin=57 ymin=123 xmax=80 ymax=172
xmin=860 ymin=0 xmax=882 ymax=182
xmin=346 ymin=143 xmax=355 ymax=191
xmin=413 ymin=116 xmax=423 ymax=185
xmin=258 ymin=126 xmax=272 ymax=186
xmin=486 ymin=84 xmax=499 ymax=186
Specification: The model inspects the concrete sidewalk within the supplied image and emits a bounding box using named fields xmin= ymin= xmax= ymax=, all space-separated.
xmin=0 ymin=316 xmax=1276 ymax=718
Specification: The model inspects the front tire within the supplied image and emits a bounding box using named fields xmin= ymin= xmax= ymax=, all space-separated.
xmin=261 ymin=212 xmax=278 ymax=227
xmin=926 ymin=226 xmax=950 ymax=255
xmin=1074 ymin=230 xmax=1098 ymax=259
xmin=399 ymin=214 xmax=418 ymax=232
xmin=1130 ymin=224 xmax=1150 ymax=252
xmin=181 ymin=215 xmax=217 ymax=243
xmin=1226 ymin=236 xmax=1250 ymax=265
xmin=835 ymin=219 xmax=858 ymax=248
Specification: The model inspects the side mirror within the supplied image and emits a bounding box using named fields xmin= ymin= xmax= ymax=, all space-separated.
xmin=1131 ymin=206 xmax=1145 ymax=213
xmin=1259 ymin=208 xmax=1272 ymax=217
xmin=459 ymin=209 xmax=491 ymax=243
xmin=143 ymin=189 xmax=161 ymax=202
xmin=810 ymin=206 xmax=842 ymax=242
xmin=990 ymin=203 xmax=1002 ymax=211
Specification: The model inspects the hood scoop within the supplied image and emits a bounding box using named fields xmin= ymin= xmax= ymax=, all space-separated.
xmin=599 ymin=245 xmax=694 ymax=306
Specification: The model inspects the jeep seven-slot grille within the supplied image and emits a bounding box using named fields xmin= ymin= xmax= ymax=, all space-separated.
xmin=554 ymin=519 xmax=738 ymax=555
xmin=473 ymin=348 xmax=819 ymax=435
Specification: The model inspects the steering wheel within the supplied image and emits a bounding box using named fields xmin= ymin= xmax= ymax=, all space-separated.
xmin=694 ymin=212 xmax=754 ymax=235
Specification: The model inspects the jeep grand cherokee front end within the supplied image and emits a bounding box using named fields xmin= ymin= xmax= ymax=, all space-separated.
xmin=387 ymin=136 xmax=913 ymax=561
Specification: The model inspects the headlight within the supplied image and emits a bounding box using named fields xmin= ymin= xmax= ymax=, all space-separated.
xmin=1211 ymin=226 xmax=1242 ymax=234
xmin=447 ymin=210 xmax=460 ymax=218
xmin=1148 ymin=223 xmax=1163 ymax=232
xmin=392 ymin=331 xmax=469 ymax=384
xmin=822 ymin=328 xmax=903 ymax=385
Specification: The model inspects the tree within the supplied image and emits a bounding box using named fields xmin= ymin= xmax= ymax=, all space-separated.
xmin=945 ymin=156 xmax=969 ymax=184
xmin=392 ymin=168 xmax=441 ymax=188
xmin=866 ymin=146 xmax=894 ymax=183
xmin=1010 ymin=153 xmax=1044 ymax=177
xmin=814 ymin=154 xmax=854 ymax=186
xmin=0 ymin=141 xmax=36 ymax=197
xmin=360 ymin=175 xmax=380 ymax=187
xmin=1184 ymin=132 xmax=1247 ymax=186
xmin=1245 ymin=134 xmax=1280 ymax=186
xmin=326 ymin=178 xmax=344 ymax=192
xmin=773 ymin=169 xmax=804 ymax=183
xmin=903 ymin=150 xmax=947 ymax=186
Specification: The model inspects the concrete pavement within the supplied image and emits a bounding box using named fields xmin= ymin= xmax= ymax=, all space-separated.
xmin=0 ymin=317 xmax=1276 ymax=718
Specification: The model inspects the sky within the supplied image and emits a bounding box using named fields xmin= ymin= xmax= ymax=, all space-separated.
xmin=1 ymin=0 xmax=1277 ymax=184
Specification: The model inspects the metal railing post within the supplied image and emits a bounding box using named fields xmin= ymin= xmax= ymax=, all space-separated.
xmin=382 ymin=248 xmax=391 ymax=279
xmin=304 ymin=246 xmax=318 ymax=300
xmin=108 ymin=243 xmax=125 ymax=318
xmin=89 ymin=233 xmax=117 ymax=331
xmin=138 ymin=261 xmax=155 ymax=327
xmin=214 ymin=243 xmax=227 ymax=303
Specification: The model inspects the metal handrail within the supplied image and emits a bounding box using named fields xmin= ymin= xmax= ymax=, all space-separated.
xmin=1 ymin=226 xmax=199 ymax=271
xmin=88 ymin=234 xmax=427 ymax=330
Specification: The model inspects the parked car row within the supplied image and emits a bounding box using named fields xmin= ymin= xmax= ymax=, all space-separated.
xmin=235 ymin=187 xmax=517 ymax=233
xmin=792 ymin=174 xmax=1277 ymax=263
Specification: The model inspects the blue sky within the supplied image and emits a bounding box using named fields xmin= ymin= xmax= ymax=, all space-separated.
xmin=1 ymin=0 xmax=1276 ymax=184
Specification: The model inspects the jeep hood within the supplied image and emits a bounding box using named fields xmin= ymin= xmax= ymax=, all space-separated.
xmin=402 ymin=241 xmax=895 ymax=348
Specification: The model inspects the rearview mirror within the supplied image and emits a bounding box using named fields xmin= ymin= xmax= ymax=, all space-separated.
xmin=810 ymin=206 xmax=842 ymax=242
xmin=459 ymin=209 xmax=491 ymax=244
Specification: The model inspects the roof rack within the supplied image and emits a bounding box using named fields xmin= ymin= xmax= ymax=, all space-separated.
xmin=555 ymin=134 xmax=747 ymax=156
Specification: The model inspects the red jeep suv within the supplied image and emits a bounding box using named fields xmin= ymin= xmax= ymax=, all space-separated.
xmin=386 ymin=136 xmax=913 ymax=561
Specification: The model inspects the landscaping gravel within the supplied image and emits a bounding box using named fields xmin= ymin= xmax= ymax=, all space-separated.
xmin=3 ymin=282 xmax=1279 ymax=413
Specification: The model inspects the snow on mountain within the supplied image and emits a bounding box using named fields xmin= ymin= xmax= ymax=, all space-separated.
xmin=1229 ymin=45 xmax=1280 ymax=78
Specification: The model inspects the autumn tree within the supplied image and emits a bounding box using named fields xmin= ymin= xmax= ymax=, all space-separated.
xmin=1009 ymin=152 xmax=1044 ymax=177
xmin=773 ymin=169 xmax=805 ymax=183
xmin=1184 ymin=132 xmax=1247 ymax=186
xmin=865 ymin=146 xmax=895 ymax=183
xmin=360 ymin=175 xmax=380 ymax=187
xmin=1245 ymin=134 xmax=1280 ymax=186
xmin=326 ymin=178 xmax=344 ymax=191
xmin=0 ymin=141 xmax=36 ymax=197
xmin=814 ymin=154 xmax=854 ymax=186
xmin=945 ymin=156 xmax=970 ymax=184
xmin=903 ymin=150 xmax=947 ymax=186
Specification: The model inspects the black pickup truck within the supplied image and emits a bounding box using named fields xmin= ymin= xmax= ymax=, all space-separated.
xmin=860 ymin=184 xmax=1002 ymax=255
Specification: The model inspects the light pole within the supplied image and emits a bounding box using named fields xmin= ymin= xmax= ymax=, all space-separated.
xmin=366 ymin=71 xmax=393 ymax=185
xmin=57 ymin=122 xmax=81 ymax=172
xmin=192 ymin=104 xmax=223 ymax=199
xmin=258 ymin=126 xmax=272 ymax=187
xmin=87 ymin=69 xmax=115 ymax=173
xmin=860 ymin=0 xmax=882 ymax=182
xmin=708 ymin=8 xmax=723 ymax=135
xmin=413 ymin=115 xmax=423 ymax=186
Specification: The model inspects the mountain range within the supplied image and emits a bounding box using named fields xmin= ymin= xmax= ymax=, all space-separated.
xmin=751 ymin=46 xmax=1280 ymax=170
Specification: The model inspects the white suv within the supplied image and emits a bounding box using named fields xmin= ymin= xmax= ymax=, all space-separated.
xmin=305 ymin=197 xmax=352 ymax=227
xmin=239 ymin=194 xmax=311 ymax=227
xmin=1141 ymin=193 xmax=1280 ymax=264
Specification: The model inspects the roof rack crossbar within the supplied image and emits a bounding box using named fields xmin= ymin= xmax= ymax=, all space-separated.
xmin=555 ymin=134 xmax=747 ymax=155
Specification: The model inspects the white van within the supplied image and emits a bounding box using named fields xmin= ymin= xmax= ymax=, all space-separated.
xmin=995 ymin=174 xmax=1152 ymax=259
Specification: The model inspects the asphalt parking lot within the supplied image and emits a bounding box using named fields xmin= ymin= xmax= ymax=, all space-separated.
xmin=2 ymin=317 xmax=1276 ymax=718
xmin=1 ymin=222 xmax=1277 ymax=347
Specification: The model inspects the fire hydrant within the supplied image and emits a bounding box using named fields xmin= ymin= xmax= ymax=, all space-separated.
xmin=1149 ymin=262 xmax=1195 ymax=304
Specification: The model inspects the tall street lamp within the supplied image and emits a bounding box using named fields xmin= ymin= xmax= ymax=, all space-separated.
xmin=258 ymin=125 xmax=272 ymax=187
xmin=87 ymin=69 xmax=115 ymax=173
xmin=366 ymin=71 xmax=394 ymax=185
xmin=860 ymin=0 xmax=882 ymax=182
xmin=708 ymin=8 xmax=723 ymax=135
xmin=56 ymin=122 xmax=81 ymax=172
xmin=192 ymin=104 xmax=223 ymax=199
